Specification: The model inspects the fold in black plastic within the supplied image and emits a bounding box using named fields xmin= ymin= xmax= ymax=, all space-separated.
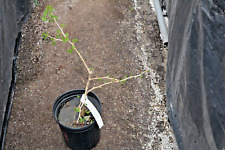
xmin=0 ymin=1 xmax=31 ymax=149
xmin=166 ymin=0 xmax=225 ymax=149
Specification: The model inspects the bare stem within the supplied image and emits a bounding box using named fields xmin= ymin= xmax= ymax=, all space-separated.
xmin=76 ymin=73 xmax=92 ymax=123
xmin=46 ymin=35 xmax=63 ymax=42
xmin=90 ymin=76 xmax=120 ymax=81
xmin=49 ymin=13 xmax=93 ymax=123
xmin=52 ymin=13 xmax=91 ymax=74
xmin=87 ymin=70 xmax=149 ymax=93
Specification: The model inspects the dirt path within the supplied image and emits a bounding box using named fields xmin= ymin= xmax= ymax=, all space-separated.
xmin=5 ymin=0 xmax=178 ymax=149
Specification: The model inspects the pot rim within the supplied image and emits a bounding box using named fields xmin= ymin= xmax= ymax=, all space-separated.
xmin=52 ymin=89 xmax=101 ymax=131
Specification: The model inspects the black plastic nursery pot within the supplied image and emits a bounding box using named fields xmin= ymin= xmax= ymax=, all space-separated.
xmin=53 ymin=90 xmax=101 ymax=150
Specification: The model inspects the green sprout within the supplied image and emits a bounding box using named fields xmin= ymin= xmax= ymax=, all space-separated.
xmin=79 ymin=117 xmax=85 ymax=123
xmin=68 ymin=49 xmax=73 ymax=54
xmin=42 ymin=5 xmax=57 ymax=22
xmin=85 ymin=110 xmax=91 ymax=115
xmin=74 ymin=107 xmax=80 ymax=112
xmin=72 ymin=39 xmax=79 ymax=43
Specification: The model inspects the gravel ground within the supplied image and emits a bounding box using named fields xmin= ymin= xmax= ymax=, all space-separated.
xmin=4 ymin=0 xmax=178 ymax=149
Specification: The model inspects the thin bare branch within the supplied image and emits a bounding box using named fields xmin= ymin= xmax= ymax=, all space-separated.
xmin=46 ymin=35 xmax=63 ymax=42
xmin=87 ymin=70 xmax=149 ymax=93
xmin=76 ymin=73 xmax=92 ymax=123
xmin=90 ymin=76 xmax=120 ymax=81
xmin=52 ymin=13 xmax=91 ymax=74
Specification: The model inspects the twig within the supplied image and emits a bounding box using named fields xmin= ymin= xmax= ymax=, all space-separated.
xmin=46 ymin=34 xmax=63 ymax=42
xmin=90 ymin=76 xmax=120 ymax=81
xmin=76 ymin=73 xmax=92 ymax=123
xmin=88 ymin=70 xmax=149 ymax=93
xmin=52 ymin=13 xmax=91 ymax=74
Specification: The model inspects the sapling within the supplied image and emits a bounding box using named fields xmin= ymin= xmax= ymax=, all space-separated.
xmin=42 ymin=5 xmax=150 ymax=126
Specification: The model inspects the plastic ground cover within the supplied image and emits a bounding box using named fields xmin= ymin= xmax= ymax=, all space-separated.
xmin=166 ymin=0 xmax=225 ymax=149
xmin=0 ymin=0 xmax=31 ymax=147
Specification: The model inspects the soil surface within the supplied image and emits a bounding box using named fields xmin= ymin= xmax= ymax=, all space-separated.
xmin=5 ymin=0 xmax=178 ymax=149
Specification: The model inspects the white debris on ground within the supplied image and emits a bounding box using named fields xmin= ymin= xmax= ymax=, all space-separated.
xmin=131 ymin=0 xmax=178 ymax=149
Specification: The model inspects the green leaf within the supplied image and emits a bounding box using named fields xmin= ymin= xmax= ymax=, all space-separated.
xmin=41 ymin=33 xmax=48 ymax=40
xmin=42 ymin=16 xmax=47 ymax=21
xmin=72 ymin=39 xmax=79 ymax=43
xmin=52 ymin=41 xmax=56 ymax=45
xmin=61 ymin=24 xmax=66 ymax=28
xmin=62 ymin=35 xmax=69 ymax=42
xmin=62 ymin=38 xmax=67 ymax=42
xmin=56 ymin=29 xmax=61 ymax=34
xmin=107 ymin=75 xmax=110 ymax=77
xmin=74 ymin=107 xmax=80 ymax=112
xmin=53 ymin=15 xmax=58 ymax=20
xmin=68 ymin=49 xmax=73 ymax=53
xmin=77 ymin=95 xmax=80 ymax=98
xmin=79 ymin=117 xmax=85 ymax=123
xmin=98 ymin=78 xmax=101 ymax=81
xmin=85 ymin=110 xmax=91 ymax=115
xmin=120 ymin=79 xmax=126 ymax=84
xmin=140 ymin=75 xmax=144 ymax=79
xmin=56 ymin=34 xmax=60 ymax=38
xmin=43 ymin=11 xmax=48 ymax=16
xmin=50 ymin=14 xmax=54 ymax=19
xmin=49 ymin=19 xmax=54 ymax=22
xmin=72 ymin=45 xmax=75 ymax=49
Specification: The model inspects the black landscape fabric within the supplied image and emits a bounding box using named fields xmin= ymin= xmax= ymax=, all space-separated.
xmin=0 ymin=0 xmax=31 ymax=146
xmin=167 ymin=0 xmax=225 ymax=150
